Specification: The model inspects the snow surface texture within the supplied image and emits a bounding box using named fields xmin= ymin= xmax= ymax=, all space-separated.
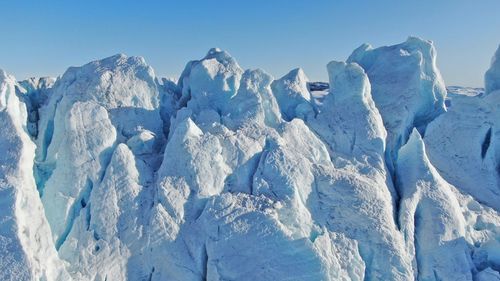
xmin=1 ymin=37 xmax=500 ymax=281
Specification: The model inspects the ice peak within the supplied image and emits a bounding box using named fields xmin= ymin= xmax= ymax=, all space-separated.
xmin=202 ymin=48 xmax=240 ymax=69
xmin=281 ymin=68 xmax=309 ymax=89
xmin=396 ymin=127 xmax=439 ymax=183
xmin=348 ymin=43 xmax=373 ymax=63
xmin=347 ymin=37 xmax=446 ymax=172
xmin=92 ymin=53 xmax=128 ymax=67
xmin=177 ymin=47 xmax=244 ymax=116
xmin=327 ymin=61 xmax=370 ymax=100
xmin=402 ymin=36 xmax=438 ymax=64
xmin=92 ymin=53 xmax=148 ymax=69
xmin=52 ymin=51 xmax=158 ymax=110
xmin=176 ymin=117 xmax=203 ymax=139
xmin=241 ymin=68 xmax=273 ymax=86
xmin=0 ymin=68 xmax=7 ymax=80
xmin=109 ymin=53 xmax=127 ymax=60
xmin=400 ymin=128 xmax=425 ymax=159
xmin=0 ymin=70 xmax=17 ymax=112
xmin=206 ymin=47 xmax=223 ymax=55
xmin=405 ymin=36 xmax=434 ymax=47
xmin=271 ymin=67 xmax=313 ymax=121
xmin=0 ymin=69 xmax=16 ymax=85
xmin=285 ymin=68 xmax=306 ymax=79
xmin=485 ymin=44 xmax=500 ymax=95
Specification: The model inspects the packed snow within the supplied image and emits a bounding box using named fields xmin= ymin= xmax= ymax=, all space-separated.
xmin=1 ymin=37 xmax=500 ymax=281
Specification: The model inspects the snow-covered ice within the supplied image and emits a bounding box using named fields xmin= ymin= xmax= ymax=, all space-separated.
xmin=424 ymin=49 xmax=500 ymax=212
xmin=0 ymin=70 xmax=69 ymax=281
xmin=486 ymin=45 xmax=500 ymax=95
xmin=1 ymin=37 xmax=500 ymax=281
xmin=348 ymin=37 xmax=447 ymax=172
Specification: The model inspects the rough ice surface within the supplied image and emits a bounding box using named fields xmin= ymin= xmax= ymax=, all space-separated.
xmin=397 ymin=129 xmax=472 ymax=280
xmin=0 ymin=70 xmax=69 ymax=281
xmin=424 ymin=49 xmax=500 ymax=212
xmin=486 ymin=45 xmax=500 ymax=95
xmin=308 ymin=61 xmax=412 ymax=280
xmin=398 ymin=129 xmax=500 ymax=281
xmin=271 ymin=68 xmax=315 ymax=121
xmin=18 ymin=77 xmax=56 ymax=138
xmin=1 ymin=37 xmax=500 ymax=281
xmin=424 ymin=91 xmax=500 ymax=211
xmin=348 ymin=37 xmax=447 ymax=172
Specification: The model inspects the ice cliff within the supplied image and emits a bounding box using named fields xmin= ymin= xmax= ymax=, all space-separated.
xmin=1 ymin=38 xmax=500 ymax=281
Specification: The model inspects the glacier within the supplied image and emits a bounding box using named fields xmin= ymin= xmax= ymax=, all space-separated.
xmin=1 ymin=39 xmax=500 ymax=281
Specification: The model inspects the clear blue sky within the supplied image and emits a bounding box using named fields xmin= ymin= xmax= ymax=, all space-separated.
xmin=1 ymin=0 xmax=499 ymax=87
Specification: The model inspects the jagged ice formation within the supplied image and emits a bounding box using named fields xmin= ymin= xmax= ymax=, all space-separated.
xmin=1 ymin=38 xmax=500 ymax=281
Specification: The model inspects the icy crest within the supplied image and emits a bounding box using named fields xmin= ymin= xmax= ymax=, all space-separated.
xmin=175 ymin=48 xmax=281 ymax=131
xmin=27 ymin=54 xmax=164 ymax=279
xmin=348 ymin=37 xmax=447 ymax=171
xmin=397 ymin=130 xmax=470 ymax=280
xmin=485 ymin=45 xmax=500 ymax=95
xmin=312 ymin=61 xmax=386 ymax=161
xmin=178 ymin=48 xmax=243 ymax=114
xmin=307 ymin=61 xmax=412 ymax=280
xmin=271 ymin=68 xmax=314 ymax=121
